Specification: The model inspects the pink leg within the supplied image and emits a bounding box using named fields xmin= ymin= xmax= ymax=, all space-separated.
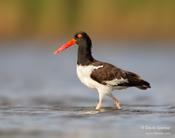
xmin=108 ymin=93 xmax=121 ymax=109
xmin=95 ymin=92 xmax=104 ymax=110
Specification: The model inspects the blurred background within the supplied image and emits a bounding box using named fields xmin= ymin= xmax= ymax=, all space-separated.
xmin=0 ymin=0 xmax=175 ymax=40
xmin=0 ymin=1 xmax=175 ymax=138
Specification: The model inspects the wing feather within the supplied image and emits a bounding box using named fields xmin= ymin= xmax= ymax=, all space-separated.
xmin=90 ymin=61 xmax=148 ymax=88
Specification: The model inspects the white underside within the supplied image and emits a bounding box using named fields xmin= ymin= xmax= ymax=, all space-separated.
xmin=76 ymin=65 xmax=128 ymax=96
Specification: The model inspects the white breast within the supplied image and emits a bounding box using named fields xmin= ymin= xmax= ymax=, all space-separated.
xmin=76 ymin=65 xmax=103 ymax=89
xmin=76 ymin=64 xmax=127 ymax=95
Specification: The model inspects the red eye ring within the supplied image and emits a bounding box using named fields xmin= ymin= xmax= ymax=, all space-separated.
xmin=77 ymin=34 xmax=82 ymax=38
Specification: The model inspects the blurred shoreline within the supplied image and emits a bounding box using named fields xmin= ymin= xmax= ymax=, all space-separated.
xmin=0 ymin=0 xmax=174 ymax=40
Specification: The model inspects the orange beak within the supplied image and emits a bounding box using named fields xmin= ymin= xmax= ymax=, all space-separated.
xmin=54 ymin=38 xmax=76 ymax=55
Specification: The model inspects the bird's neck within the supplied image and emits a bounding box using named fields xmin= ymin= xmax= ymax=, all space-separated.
xmin=77 ymin=43 xmax=94 ymax=65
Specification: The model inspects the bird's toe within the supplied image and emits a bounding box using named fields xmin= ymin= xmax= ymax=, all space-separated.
xmin=115 ymin=102 xmax=122 ymax=110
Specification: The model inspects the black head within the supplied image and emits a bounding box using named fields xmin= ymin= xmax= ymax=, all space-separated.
xmin=53 ymin=31 xmax=94 ymax=65
xmin=53 ymin=31 xmax=93 ymax=57
xmin=74 ymin=32 xmax=92 ymax=47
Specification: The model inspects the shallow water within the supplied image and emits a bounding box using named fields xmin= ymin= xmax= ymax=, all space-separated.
xmin=0 ymin=41 xmax=175 ymax=138
xmin=0 ymin=105 xmax=174 ymax=138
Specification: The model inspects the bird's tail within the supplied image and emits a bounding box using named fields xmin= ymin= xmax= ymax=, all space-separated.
xmin=137 ymin=79 xmax=151 ymax=90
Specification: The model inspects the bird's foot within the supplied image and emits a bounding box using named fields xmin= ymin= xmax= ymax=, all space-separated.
xmin=95 ymin=106 xmax=101 ymax=111
xmin=95 ymin=108 xmax=103 ymax=112
xmin=95 ymin=102 xmax=102 ymax=111
xmin=115 ymin=102 xmax=122 ymax=110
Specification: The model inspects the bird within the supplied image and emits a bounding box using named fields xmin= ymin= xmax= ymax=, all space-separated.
xmin=54 ymin=31 xmax=151 ymax=110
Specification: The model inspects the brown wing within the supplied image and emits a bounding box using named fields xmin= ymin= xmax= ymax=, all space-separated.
xmin=90 ymin=61 xmax=127 ymax=85
xmin=90 ymin=61 xmax=150 ymax=89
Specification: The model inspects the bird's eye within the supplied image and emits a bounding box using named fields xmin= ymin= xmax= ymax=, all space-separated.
xmin=77 ymin=34 xmax=82 ymax=38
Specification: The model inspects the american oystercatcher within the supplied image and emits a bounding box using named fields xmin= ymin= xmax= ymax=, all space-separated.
xmin=54 ymin=32 xmax=151 ymax=110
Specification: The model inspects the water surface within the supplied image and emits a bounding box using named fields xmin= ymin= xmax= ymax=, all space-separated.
xmin=0 ymin=41 xmax=175 ymax=138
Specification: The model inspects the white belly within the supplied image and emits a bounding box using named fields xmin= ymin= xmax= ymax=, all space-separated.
xmin=76 ymin=65 xmax=102 ymax=89
xmin=76 ymin=65 xmax=125 ymax=95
